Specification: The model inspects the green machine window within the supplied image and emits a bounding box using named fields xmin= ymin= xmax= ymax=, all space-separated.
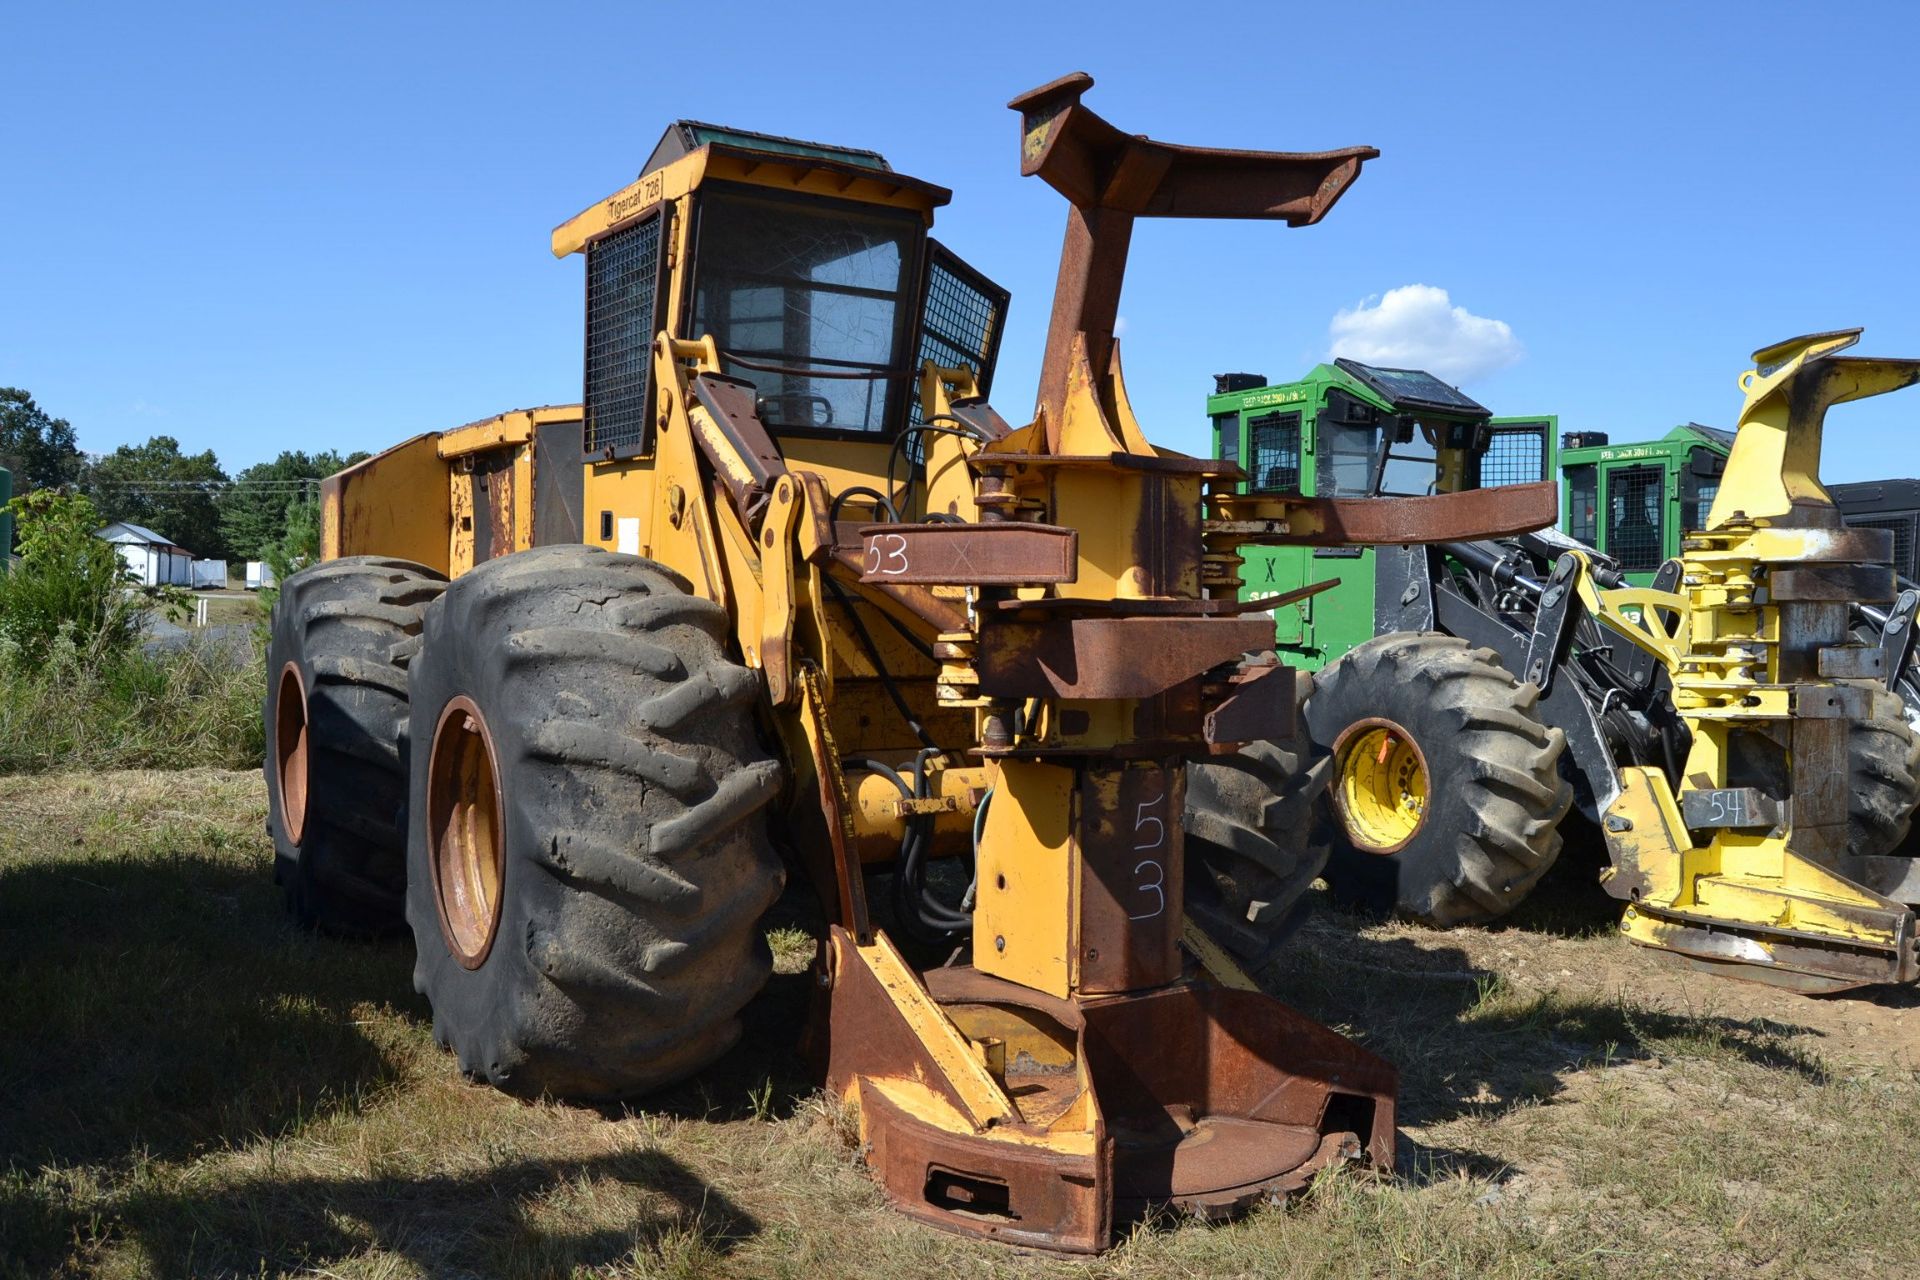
xmin=1316 ymin=420 xmax=1382 ymax=496
xmin=1566 ymin=463 xmax=1598 ymax=546
xmin=1477 ymin=422 xmax=1549 ymax=487
xmin=691 ymin=186 xmax=919 ymax=435
xmin=1247 ymin=411 xmax=1302 ymax=492
xmin=1214 ymin=412 xmax=1239 ymax=471
xmin=1376 ymin=420 xmax=1441 ymax=496
xmin=1607 ymin=463 xmax=1666 ymax=573
xmin=1681 ymin=445 xmax=1724 ymax=531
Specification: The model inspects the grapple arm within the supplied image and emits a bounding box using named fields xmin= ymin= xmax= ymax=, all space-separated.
xmin=1009 ymin=73 xmax=1376 ymax=439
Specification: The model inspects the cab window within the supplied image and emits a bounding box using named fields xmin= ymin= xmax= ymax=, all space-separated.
xmin=1681 ymin=446 xmax=1724 ymax=531
xmin=1607 ymin=463 xmax=1666 ymax=573
xmin=691 ymin=186 xmax=919 ymax=434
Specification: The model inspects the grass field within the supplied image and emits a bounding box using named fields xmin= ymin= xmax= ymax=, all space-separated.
xmin=3 ymin=769 xmax=1918 ymax=1278
xmin=188 ymin=592 xmax=264 ymax=627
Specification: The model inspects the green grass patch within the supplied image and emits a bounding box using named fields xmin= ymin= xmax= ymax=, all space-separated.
xmin=4 ymin=771 xmax=1919 ymax=1278
xmin=0 ymin=635 xmax=264 ymax=774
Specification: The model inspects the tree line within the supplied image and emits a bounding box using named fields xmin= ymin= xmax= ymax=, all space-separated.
xmin=1 ymin=387 xmax=367 ymax=562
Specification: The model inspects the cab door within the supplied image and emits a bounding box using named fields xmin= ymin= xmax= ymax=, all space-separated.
xmin=1241 ymin=408 xmax=1314 ymax=651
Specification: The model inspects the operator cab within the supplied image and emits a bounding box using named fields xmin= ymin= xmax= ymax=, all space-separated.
xmin=1211 ymin=358 xmax=1554 ymax=502
xmin=1316 ymin=359 xmax=1497 ymax=497
xmin=555 ymin=121 xmax=1008 ymax=460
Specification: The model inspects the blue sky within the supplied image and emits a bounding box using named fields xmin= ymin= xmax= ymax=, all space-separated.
xmin=4 ymin=1 xmax=1917 ymax=480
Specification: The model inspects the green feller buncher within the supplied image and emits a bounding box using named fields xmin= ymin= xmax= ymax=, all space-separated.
xmin=1208 ymin=336 xmax=1920 ymax=991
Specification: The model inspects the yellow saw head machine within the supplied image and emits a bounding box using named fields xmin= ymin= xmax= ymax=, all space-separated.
xmin=1596 ymin=329 xmax=1920 ymax=992
xmin=287 ymin=73 xmax=1564 ymax=1251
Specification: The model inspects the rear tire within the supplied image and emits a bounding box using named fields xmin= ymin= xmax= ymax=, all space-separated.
xmin=1183 ymin=676 xmax=1332 ymax=965
xmin=265 ymin=556 xmax=445 ymax=932
xmin=1848 ymin=686 xmax=1920 ymax=856
xmin=404 ymin=545 xmax=786 ymax=1100
xmin=1307 ymin=633 xmax=1573 ymax=926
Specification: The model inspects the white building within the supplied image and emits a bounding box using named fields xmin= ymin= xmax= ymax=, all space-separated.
xmin=96 ymin=522 xmax=196 ymax=587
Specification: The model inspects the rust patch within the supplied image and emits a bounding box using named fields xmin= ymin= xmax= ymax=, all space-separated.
xmin=1209 ymin=481 xmax=1559 ymax=546
xmin=1202 ymin=661 xmax=1296 ymax=748
xmin=975 ymin=616 xmax=1272 ymax=700
xmin=1079 ymin=980 xmax=1400 ymax=1203
xmin=857 ymin=521 xmax=1078 ymax=585
xmin=479 ymin=450 xmax=517 ymax=563
xmin=1005 ymin=74 xmax=1375 ymax=435
xmin=1076 ymin=763 xmax=1184 ymax=994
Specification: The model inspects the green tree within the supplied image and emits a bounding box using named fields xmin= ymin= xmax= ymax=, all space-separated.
xmin=0 ymin=489 xmax=139 ymax=667
xmin=82 ymin=435 xmax=230 ymax=558
xmin=257 ymin=494 xmax=324 ymax=613
xmin=218 ymin=449 xmax=364 ymax=561
xmin=0 ymin=388 xmax=84 ymax=492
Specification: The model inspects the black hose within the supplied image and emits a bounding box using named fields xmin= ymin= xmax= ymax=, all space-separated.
xmin=829 ymin=485 xmax=900 ymax=526
xmin=885 ymin=419 xmax=986 ymax=513
xmin=899 ymin=749 xmax=970 ymax=935
xmin=845 ymin=754 xmax=970 ymax=943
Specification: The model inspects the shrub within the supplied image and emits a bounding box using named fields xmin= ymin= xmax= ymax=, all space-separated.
xmin=0 ymin=631 xmax=265 ymax=774
xmin=0 ymin=489 xmax=265 ymax=774
xmin=0 ymin=489 xmax=141 ymax=666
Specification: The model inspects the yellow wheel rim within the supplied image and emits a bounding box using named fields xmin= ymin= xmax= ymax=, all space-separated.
xmin=1332 ymin=719 xmax=1429 ymax=853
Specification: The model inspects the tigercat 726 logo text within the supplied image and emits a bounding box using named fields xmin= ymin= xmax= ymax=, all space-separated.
xmin=608 ymin=172 xmax=664 ymax=222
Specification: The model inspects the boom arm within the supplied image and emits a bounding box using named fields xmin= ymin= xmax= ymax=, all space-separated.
xmin=1010 ymin=72 xmax=1378 ymax=441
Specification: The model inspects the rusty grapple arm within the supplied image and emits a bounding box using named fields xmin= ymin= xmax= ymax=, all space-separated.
xmin=796 ymin=77 xmax=1402 ymax=1251
xmin=1013 ymin=71 xmax=1377 ymax=437
xmin=1006 ymin=72 xmax=1558 ymax=550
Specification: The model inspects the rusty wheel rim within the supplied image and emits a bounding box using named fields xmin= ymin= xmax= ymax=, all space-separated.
xmin=427 ymin=696 xmax=506 ymax=968
xmin=1331 ymin=717 xmax=1429 ymax=855
xmin=273 ymin=662 xmax=311 ymax=845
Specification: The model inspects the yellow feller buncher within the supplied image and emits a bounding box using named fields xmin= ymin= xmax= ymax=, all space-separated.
xmin=1305 ymin=330 xmax=1920 ymax=992
xmin=1598 ymin=331 xmax=1920 ymax=989
xmin=262 ymin=75 xmax=1558 ymax=1249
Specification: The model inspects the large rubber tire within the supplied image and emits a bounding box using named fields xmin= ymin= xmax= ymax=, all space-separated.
xmin=1183 ymin=679 xmax=1333 ymax=965
xmin=1307 ymin=633 xmax=1573 ymax=926
xmin=1848 ymin=686 xmax=1920 ymax=856
xmin=265 ymin=556 xmax=446 ymax=933
xmin=404 ymin=545 xmax=786 ymax=1101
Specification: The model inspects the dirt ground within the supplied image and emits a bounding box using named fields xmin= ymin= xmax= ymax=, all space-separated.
xmin=3 ymin=770 xmax=1917 ymax=1278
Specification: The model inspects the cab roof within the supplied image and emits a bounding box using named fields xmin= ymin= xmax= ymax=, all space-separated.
xmin=640 ymin=120 xmax=894 ymax=179
xmin=553 ymin=121 xmax=950 ymax=259
xmin=1332 ymin=358 xmax=1489 ymax=419
xmin=1205 ymin=358 xmax=1490 ymax=420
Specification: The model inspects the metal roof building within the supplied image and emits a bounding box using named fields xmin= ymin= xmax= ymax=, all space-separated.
xmin=96 ymin=521 xmax=196 ymax=587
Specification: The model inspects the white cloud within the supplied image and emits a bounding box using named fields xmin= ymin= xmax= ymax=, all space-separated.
xmin=1326 ymin=284 xmax=1522 ymax=384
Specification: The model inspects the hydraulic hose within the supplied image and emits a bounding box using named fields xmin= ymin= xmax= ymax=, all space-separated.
xmin=844 ymin=754 xmax=972 ymax=942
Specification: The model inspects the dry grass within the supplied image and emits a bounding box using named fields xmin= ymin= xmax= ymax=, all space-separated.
xmin=4 ymin=772 xmax=1919 ymax=1278
xmin=187 ymin=593 xmax=265 ymax=627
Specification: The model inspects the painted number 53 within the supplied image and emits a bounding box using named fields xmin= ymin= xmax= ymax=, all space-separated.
xmin=1129 ymin=790 xmax=1167 ymax=921
xmin=864 ymin=533 xmax=909 ymax=576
